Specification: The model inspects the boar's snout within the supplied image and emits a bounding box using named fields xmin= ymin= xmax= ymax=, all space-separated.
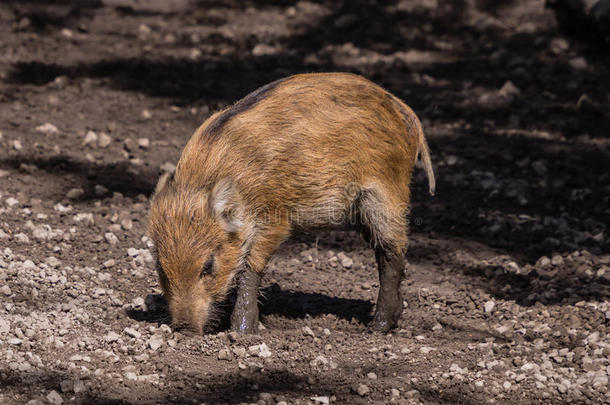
xmin=168 ymin=295 xmax=211 ymax=335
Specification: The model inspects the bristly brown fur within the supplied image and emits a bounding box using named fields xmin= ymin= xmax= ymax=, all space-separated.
xmin=148 ymin=72 xmax=435 ymax=333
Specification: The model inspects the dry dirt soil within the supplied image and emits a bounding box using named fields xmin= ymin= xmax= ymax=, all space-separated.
xmin=0 ymin=1 xmax=609 ymax=404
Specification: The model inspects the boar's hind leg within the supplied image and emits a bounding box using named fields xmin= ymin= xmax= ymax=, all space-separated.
xmin=371 ymin=248 xmax=405 ymax=332
xmin=355 ymin=187 xmax=408 ymax=332
xmin=230 ymin=267 xmax=262 ymax=334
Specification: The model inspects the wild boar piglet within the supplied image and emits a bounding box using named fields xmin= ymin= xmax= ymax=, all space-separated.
xmin=149 ymin=72 xmax=435 ymax=334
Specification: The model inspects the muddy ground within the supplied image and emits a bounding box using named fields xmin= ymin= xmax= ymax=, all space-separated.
xmin=0 ymin=0 xmax=609 ymax=404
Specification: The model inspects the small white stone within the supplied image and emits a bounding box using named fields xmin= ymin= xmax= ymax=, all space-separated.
xmin=484 ymin=300 xmax=495 ymax=313
xmin=5 ymin=197 xmax=19 ymax=208
xmin=137 ymin=138 xmax=150 ymax=149
xmin=124 ymin=327 xmax=141 ymax=339
xmin=105 ymin=232 xmax=118 ymax=245
xmin=148 ymin=335 xmax=163 ymax=351
xmin=356 ymin=384 xmax=369 ymax=396
xmin=337 ymin=252 xmax=353 ymax=268
xmin=160 ymin=162 xmax=176 ymax=173
xmin=95 ymin=185 xmax=109 ymax=195
xmin=98 ymin=132 xmax=112 ymax=148
xmin=104 ymin=331 xmax=120 ymax=343
xmin=217 ymin=348 xmax=232 ymax=361
xmin=35 ymin=123 xmax=59 ymax=135
xmin=66 ymin=188 xmax=84 ymax=199
xmin=82 ymin=131 xmax=98 ymax=146
xmin=46 ymin=390 xmax=63 ymax=405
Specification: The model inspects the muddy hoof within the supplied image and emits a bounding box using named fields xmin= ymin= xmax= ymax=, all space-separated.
xmin=370 ymin=316 xmax=395 ymax=333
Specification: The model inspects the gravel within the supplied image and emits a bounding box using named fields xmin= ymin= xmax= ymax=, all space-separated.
xmin=0 ymin=1 xmax=608 ymax=404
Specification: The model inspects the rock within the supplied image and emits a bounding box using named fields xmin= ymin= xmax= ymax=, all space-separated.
xmin=232 ymin=346 xmax=246 ymax=357
xmin=252 ymin=44 xmax=279 ymax=56
xmin=137 ymin=138 xmax=150 ymax=149
xmin=125 ymin=371 xmax=138 ymax=381
xmin=105 ymin=331 xmax=120 ymax=343
xmin=120 ymin=218 xmax=133 ymax=230
xmin=311 ymin=355 xmax=328 ymax=367
xmin=337 ymin=252 xmax=353 ymax=268
xmin=98 ymin=132 xmax=112 ymax=148
xmin=498 ymin=81 xmax=520 ymax=100
xmin=124 ymin=327 xmax=141 ymax=339
xmin=5 ymin=197 xmax=19 ymax=208
xmin=218 ymin=348 xmax=232 ymax=361
xmin=367 ymin=372 xmax=377 ymax=380
xmin=303 ymin=326 xmax=315 ymax=337
xmin=60 ymin=379 xmax=73 ymax=393
xmin=0 ymin=318 xmax=9 ymax=333
xmin=15 ymin=233 xmax=30 ymax=243
xmin=67 ymin=188 xmax=85 ymax=199
xmin=83 ymin=131 xmax=98 ymax=146
xmin=356 ymin=383 xmax=370 ymax=396
xmin=484 ymin=300 xmax=496 ymax=314
xmin=537 ymin=256 xmax=551 ymax=267
xmin=73 ymin=213 xmax=94 ymax=226
xmin=190 ymin=48 xmax=202 ymax=59
xmin=141 ymin=109 xmax=152 ymax=119
xmin=160 ymin=162 xmax=176 ymax=173
xmin=46 ymin=391 xmax=63 ymax=405
xmin=105 ymin=232 xmax=118 ymax=245
xmin=311 ymin=396 xmax=330 ymax=404
xmin=248 ymin=343 xmax=272 ymax=358
xmin=550 ymin=37 xmax=569 ymax=54
xmin=35 ymin=123 xmax=59 ymax=135
xmin=8 ymin=338 xmax=23 ymax=345
xmin=148 ymin=335 xmax=163 ymax=351
xmin=569 ymin=57 xmax=588 ymax=69
xmin=551 ymin=255 xmax=564 ymax=266
xmin=95 ymin=185 xmax=109 ymax=195
xmin=73 ymin=380 xmax=85 ymax=393
xmin=391 ymin=388 xmax=400 ymax=398
xmin=12 ymin=140 xmax=22 ymax=150
xmin=1 ymin=285 xmax=11 ymax=295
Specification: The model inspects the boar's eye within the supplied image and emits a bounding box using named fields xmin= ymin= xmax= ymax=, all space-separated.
xmin=200 ymin=255 xmax=215 ymax=278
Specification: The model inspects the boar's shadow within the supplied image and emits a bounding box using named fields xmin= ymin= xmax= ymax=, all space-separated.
xmin=126 ymin=284 xmax=373 ymax=331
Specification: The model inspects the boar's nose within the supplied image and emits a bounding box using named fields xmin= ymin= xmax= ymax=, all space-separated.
xmin=171 ymin=320 xmax=200 ymax=336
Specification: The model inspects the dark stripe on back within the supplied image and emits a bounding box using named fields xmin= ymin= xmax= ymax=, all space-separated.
xmin=203 ymin=77 xmax=288 ymax=140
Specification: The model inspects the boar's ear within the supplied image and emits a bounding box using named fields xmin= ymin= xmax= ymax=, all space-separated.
xmin=208 ymin=178 xmax=244 ymax=233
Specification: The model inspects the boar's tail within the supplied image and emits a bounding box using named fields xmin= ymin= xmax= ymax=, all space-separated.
xmin=416 ymin=121 xmax=436 ymax=196
xmin=389 ymin=94 xmax=436 ymax=196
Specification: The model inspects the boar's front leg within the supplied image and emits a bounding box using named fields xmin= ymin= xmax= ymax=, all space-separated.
xmin=230 ymin=267 xmax=262 ymax=334
xmin=371 ymin=248 xmax=405 ymax=333
xmin=230 ymin=225 xmax=291 ymax=334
